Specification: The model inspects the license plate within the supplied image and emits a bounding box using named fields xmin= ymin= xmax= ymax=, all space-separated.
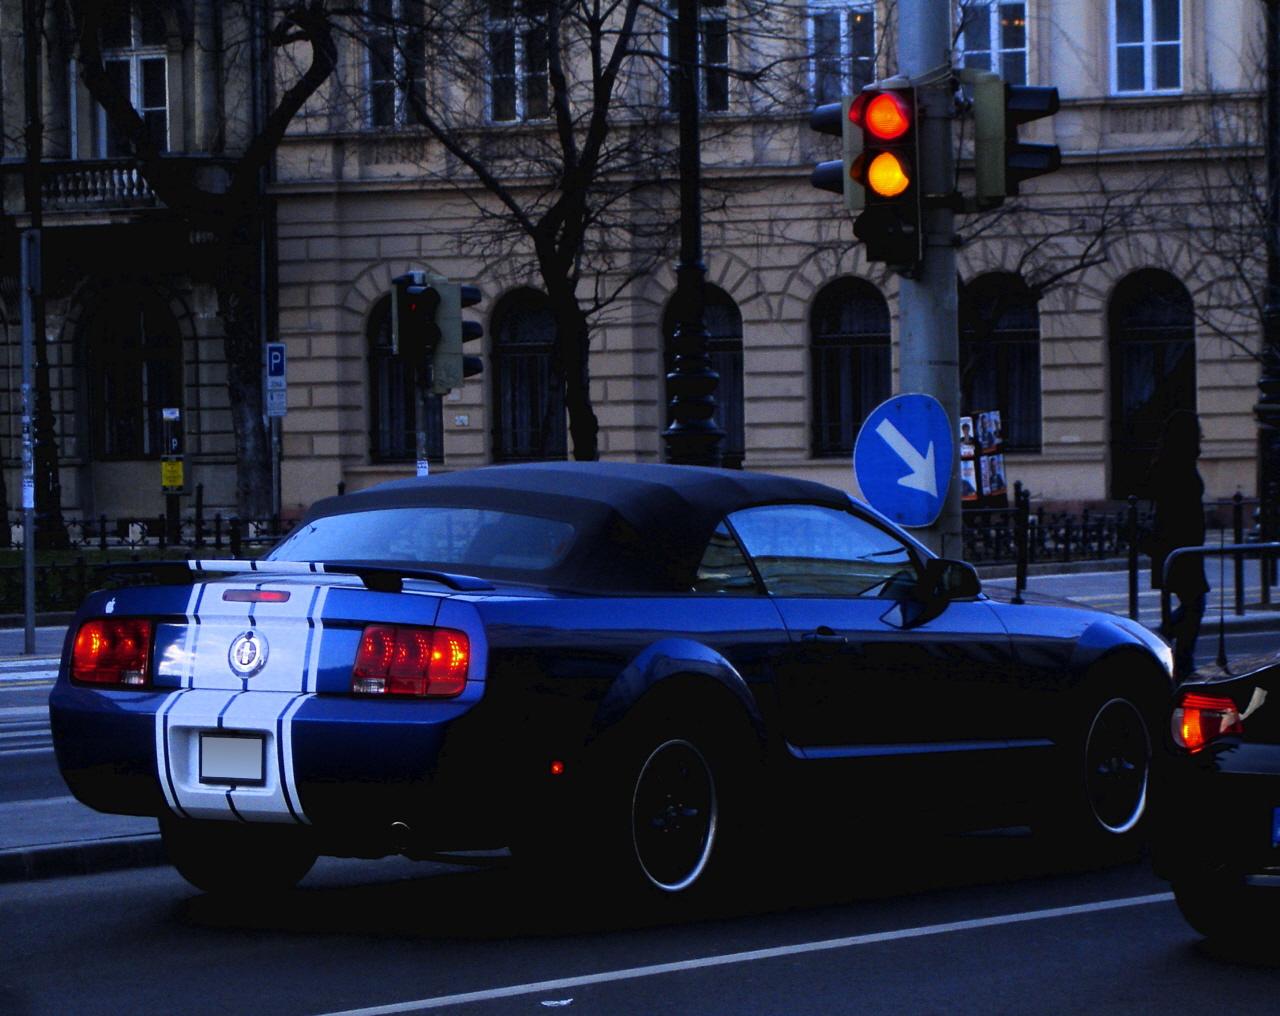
xmin=199 ymin=732 xmax=266 ymax=786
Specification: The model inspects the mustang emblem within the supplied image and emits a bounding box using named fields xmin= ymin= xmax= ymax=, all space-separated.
xmin=228 ymin=630 xmax=269 ymax=677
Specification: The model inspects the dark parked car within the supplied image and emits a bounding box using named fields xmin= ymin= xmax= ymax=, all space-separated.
xmin=50 ymin=462 xmax=1173 ymax=899
xmin=1153 ymin=652 xmax=1280 ymax=941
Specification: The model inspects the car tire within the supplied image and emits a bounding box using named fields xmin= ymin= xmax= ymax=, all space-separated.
xmin=1040 ymin=678 xmax=1155 ymax=865
xmin=599 ymin=701 xmax=760 ymax=903
xmin=1173 ymin=875 xmax=1273 ymax=944
xmin=161 ymin=815 xmax=318 ymax=896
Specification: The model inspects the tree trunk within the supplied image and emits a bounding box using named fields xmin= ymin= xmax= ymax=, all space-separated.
xmin=546 ymin=280 xmax=599 ymax=461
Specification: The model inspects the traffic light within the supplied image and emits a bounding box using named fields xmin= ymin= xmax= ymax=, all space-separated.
xmin=970 ymin=71 xmax=1061 ymax=206
xmin=391 ymin=272 xmax=441 ymax=373
xmin=848 ymin=86 xmax=922 ymax=270
xmin=810 ymin=95 xmax=864 ymax=212
xmin=429 ymin=281 xmax=484 ymax=396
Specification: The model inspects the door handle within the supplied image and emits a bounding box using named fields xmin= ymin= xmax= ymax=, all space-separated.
xmin=801 ymin=626 xmax=847 ymax=645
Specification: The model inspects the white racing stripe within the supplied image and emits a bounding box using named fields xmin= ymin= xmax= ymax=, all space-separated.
xmin=153 ymin=582 xmax=331 ymax=824
xmin=307 ymin=892 xmax=1176 ymax=1016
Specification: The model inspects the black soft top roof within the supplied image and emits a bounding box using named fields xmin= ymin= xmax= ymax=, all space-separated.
xmin=296 ymin=462 xmax=858 ymax=592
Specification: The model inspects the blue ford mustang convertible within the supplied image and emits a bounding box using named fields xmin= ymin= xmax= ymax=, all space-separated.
xmin=49 ymin=463 xmax=1173 ymax=898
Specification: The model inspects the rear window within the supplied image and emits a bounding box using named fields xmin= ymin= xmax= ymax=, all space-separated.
xmin=268 ymin=507 xmax=576 ymax=573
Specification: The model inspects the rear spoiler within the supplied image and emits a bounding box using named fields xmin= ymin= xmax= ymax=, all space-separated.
xmin=95 ymin=559 xmax=494 ymax=594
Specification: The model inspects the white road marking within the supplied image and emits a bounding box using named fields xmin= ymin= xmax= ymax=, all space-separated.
xmin=307 ymin=892 xmax=1176 ymax=1016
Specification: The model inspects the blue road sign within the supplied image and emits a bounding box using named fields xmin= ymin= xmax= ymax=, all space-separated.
xmin=267 ymin=343 xmax=286 ymax=381
xmin=853 ymin=394 xmax=953 ymax=527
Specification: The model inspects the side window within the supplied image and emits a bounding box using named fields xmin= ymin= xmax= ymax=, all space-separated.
xmin=727 ymin=503 xmax=916 ymax=598
xmin=693 ymin=522 xmax=758 ymax=594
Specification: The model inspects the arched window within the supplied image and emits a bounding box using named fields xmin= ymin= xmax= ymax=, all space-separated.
xmin=1108 ymin=269 xmax=1196 ymax=497
xmin=368 ymin=295 xmax=441 ymax=463
xmin=809 ymin=277 xmax=891 ymax=458
xmin=959 ymin=272 xmax=1042 ymax=454
xmin=664 ymin=285 xmax=744 ymax=468
xmin=84 ymin=282 xmax=182 ymax=459
xmin=492 ymin=289 xmax=567 ymax=462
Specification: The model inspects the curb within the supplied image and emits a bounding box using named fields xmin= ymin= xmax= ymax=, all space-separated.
xmin=0 ymin=833 xmax=166 ymax=885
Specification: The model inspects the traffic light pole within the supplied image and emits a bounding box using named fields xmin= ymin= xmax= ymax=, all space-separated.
xmin=895 ymin=0 xmax=962 ymax=557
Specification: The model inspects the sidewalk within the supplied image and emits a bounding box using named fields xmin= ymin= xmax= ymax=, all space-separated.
xmin=3 ymin=562 xmax=1279 ymax=887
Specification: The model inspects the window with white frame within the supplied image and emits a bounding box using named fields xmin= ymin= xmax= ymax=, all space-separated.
xmin=489 ymin=0 xmax=550 ymax=122
xmin=810 ymin=3 xmax=875 ymax=106
xmin=666 ymin=0 xmax=730 ymax=113
xmin=957 ymin=0 xmax=1027 ymax=86
xmin=367 ymin=0 xmax=426 ymax=127
xmin=95 ymin=0 xmax=169 ymax=157
xmin=1113 ymin=0 xmax=1181 ymax=93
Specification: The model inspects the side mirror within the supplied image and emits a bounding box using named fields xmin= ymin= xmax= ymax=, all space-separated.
xmin=921 ymin=558 xmax=982 ymax=601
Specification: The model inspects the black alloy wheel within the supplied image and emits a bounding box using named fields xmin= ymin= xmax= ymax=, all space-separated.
xmin=629 ymin=738 xmax=719 ymax=893
xmin=1083 ymin=696 xmax=1151 ymax=836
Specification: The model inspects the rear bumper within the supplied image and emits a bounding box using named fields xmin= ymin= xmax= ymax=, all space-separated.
xmin=48 ymin=682 xmax=499 ymax=849
xmin=1151 ymin=741 xmax=1280 ymax=884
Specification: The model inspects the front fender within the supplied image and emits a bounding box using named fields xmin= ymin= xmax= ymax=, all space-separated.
xmin=589 ymin=638 xmax=765 ymax=743
xmin=1067 ymin=615 xmax=1175 ymax=688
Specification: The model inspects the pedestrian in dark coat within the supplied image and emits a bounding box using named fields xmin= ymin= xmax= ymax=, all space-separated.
xmin=1145 ymin=410 xmax=1208 ymax=678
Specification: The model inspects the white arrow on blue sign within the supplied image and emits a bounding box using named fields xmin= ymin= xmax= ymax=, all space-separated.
xmin=853 ymin=393 xmax=953 ymax=528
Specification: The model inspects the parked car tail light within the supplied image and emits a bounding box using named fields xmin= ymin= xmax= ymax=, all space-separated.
xmin=352 ymin=624 xmax=469 ymax=697
xmin=1172 ymin=691 xmax=1243 ymax=752
xmin=71 ymin=618 xmax=153 ymax=688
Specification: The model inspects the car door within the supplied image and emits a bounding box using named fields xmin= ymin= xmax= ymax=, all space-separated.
xmin=726 ymin=503 xmax=1035 ymax=806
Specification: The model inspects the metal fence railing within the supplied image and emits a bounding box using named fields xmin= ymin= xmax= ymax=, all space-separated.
xmin=0 ymin=513 xmax=293 ymax=616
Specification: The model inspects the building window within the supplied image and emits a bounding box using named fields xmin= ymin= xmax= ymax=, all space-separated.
xmin=367 ymin=0 xmax=426 ymax=127
xmin=959 ymin=273 xmax=1042 ymax=454
xmin=368 ymin=296 xmax=442 ymax=462
xmin=666 ymin=0 xmax=730 ymax=114
xmin=810 ymin=3 xmax=875 ymax=105
xmin=96 ymin=0 xmax=169 ymax=156
xmin=957 ymin=0 xmax=1026 ymax=85
xmin=1113 ymin=0 xmax=1180 ymax=93
xmin=663 ymin=286 xmax=745 ymax=468
xmin=809 ymin=278 xmax=891 ymax=458
xmin=492 ymin=290 xmax=567 ymax=461
xmin=1108 ymin=269 xmax=1196 ymax=498
xmin=489 ymin=0 xmax=550 ymax=122
xmin=84 ymin=284 xmax=182 ymax=459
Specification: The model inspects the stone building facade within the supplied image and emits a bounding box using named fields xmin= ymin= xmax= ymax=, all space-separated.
xmin=0 ymin=0 xmax=1268 ymax=532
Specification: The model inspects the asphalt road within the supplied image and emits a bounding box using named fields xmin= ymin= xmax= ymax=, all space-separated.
xmin=2 ymin=835 xmax=1278 ymax=1016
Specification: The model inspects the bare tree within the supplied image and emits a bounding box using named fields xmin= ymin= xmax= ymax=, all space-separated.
xmin=65 ymin=0 xmax=338 ymax=517
xmin=339 ymin=0 xmax=807 ymax=460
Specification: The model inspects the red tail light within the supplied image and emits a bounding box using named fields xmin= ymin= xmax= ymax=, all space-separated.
xmin=72 ymin=618 xmax=154 ymax=688
xmin=352 ymin=624 xmax=469 ymax=697
xmin=1172 ymin=691 xmax=1243 ymax=752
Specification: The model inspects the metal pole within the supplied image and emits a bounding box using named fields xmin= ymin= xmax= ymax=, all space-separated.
xmin=662 ymin=0 xmax=723 ymax=465
xmin=20 ymin=232 xmax=37 ymax=654
xmin=896 ymin=0 xmax=960 ymax=556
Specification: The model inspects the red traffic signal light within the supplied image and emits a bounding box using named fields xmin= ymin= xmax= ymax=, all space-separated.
xmin=857 ymin=90 xmax=911 ymax=141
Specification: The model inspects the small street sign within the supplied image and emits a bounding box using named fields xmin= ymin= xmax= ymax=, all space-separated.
xmin=853 ymin=393 xmax=953 ymax=528
xmin=266 ymin=342 xmax=287 ymax=417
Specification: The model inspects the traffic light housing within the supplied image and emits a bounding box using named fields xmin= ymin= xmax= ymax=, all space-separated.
xmin=391 ymin=273 xmax=442 ymax=373
xmin=848 ymin=86 xmax=922 ymax=270
xmin=810 ymin=95 xmax=864 ymax=212
xmin=390 ymin=273 xmax=484 ymax=395
xmin=430 ymin=282 xmax=485 ymax=396
xmin=970 ymin=71 xmax=1061 ymax=206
